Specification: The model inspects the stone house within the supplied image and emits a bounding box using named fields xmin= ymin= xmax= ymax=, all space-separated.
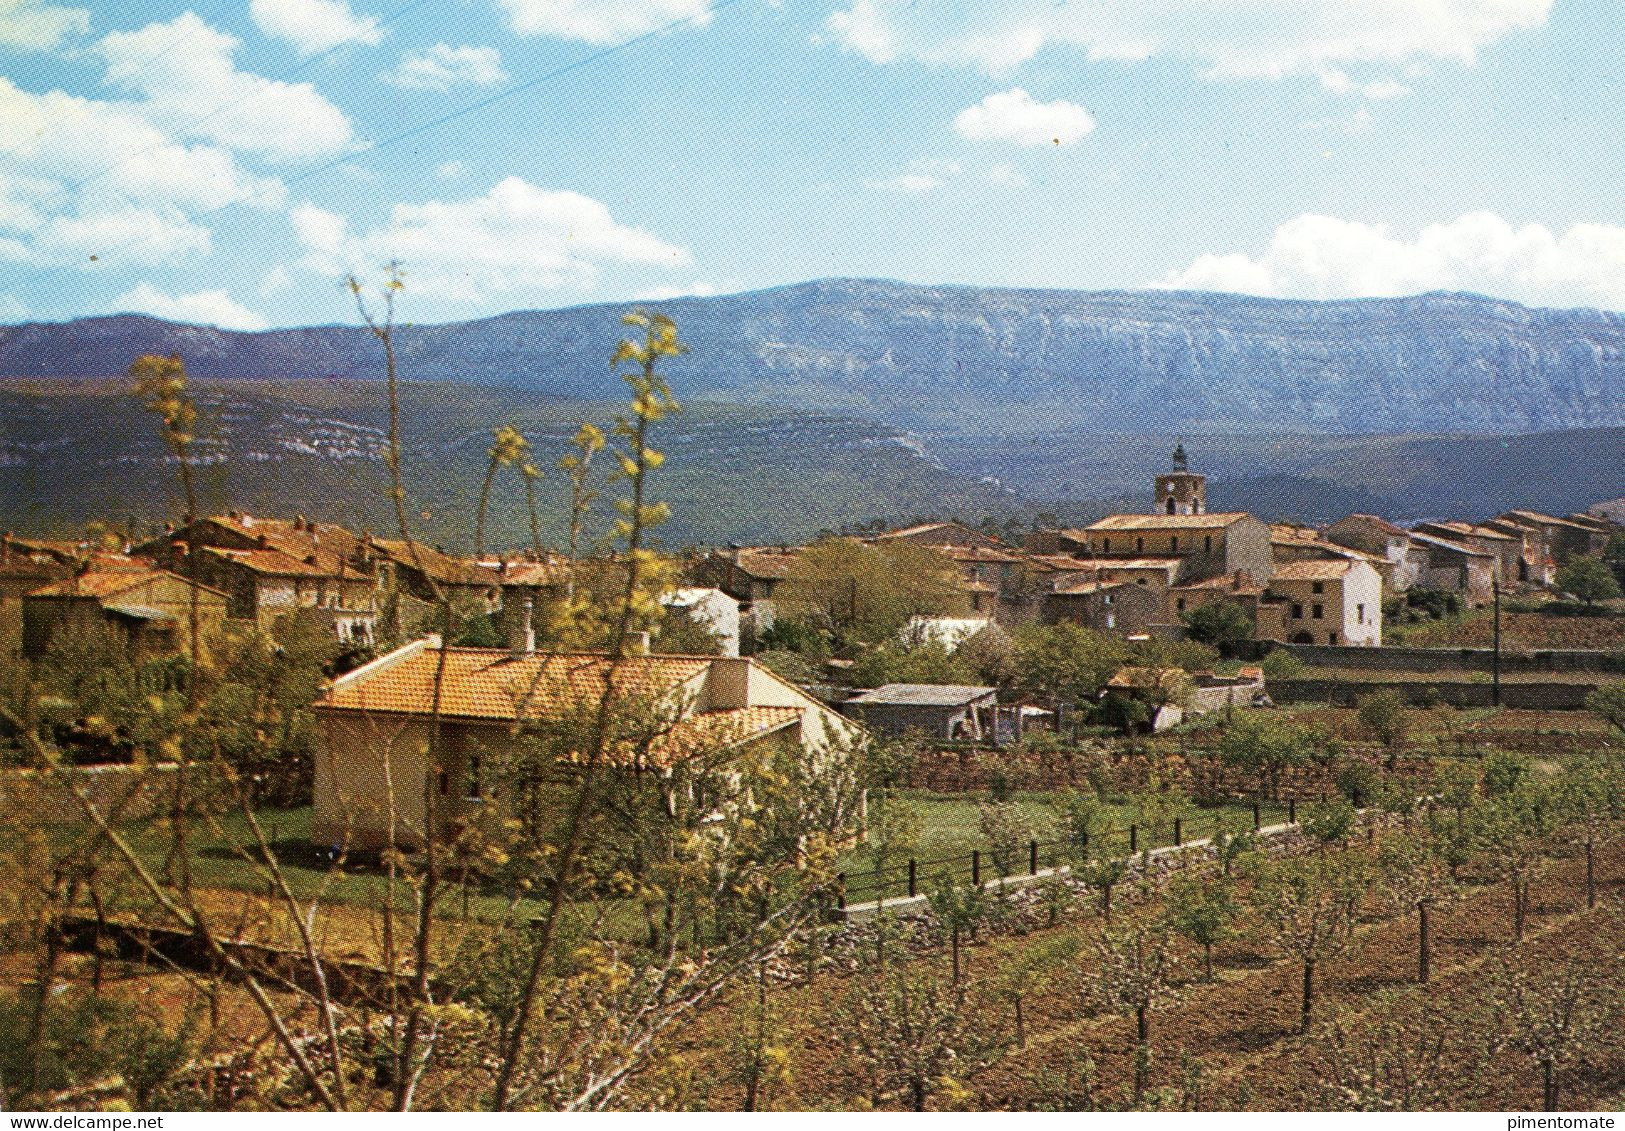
xmin=1325 ymin=514 xmax=1419 ymax=591
xmin=692 ymin=546 xmax=801 ymax=639
xmin=310 ymin=636 xmax=858 ymax=849
xmin=1413 ymin=521 xmax=1523 ymax=588
xmin=1166 ymin=571 xmax=1290 ymax=641
xmin=841 ymin=684 xmax=996 ymax=740
xmin=1405 ymin=531 xmax=1496 ymax=606
xmin=1490 ymin=510 xmax=1609 ymax=567
xmin=22 ymin=569 xmax=230 ymax=662
xmin=1081 ymin=513 xmax=1275 ymax=586
xmin=1041 ymin=577 xmax=1165 ymax=636
xmin=1266 ymin=559 xmax=1382 ymax=645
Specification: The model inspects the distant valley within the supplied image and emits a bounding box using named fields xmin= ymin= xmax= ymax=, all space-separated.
xmin=2 ymin=280 xmax=1622 ymax=545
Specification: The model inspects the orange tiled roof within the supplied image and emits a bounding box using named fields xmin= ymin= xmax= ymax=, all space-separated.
xmin=203 ymin=545 xmax=338 ymax=577
xmin=1062 ymin=556 xmax=1185 ymax=571
xmin=1086 ymin=512 xmax=1254 ymax=531
xmin=371 ymin=538 xmax=505 ymax=588
xmin=640 ymin=705 xmax=804 ymax=766
xmin=28 ymin=569 xmax=226 ymax=600
xmin=731 ymin=547 xmax=800 ymax=580
xmin=1334 ymin=514 xmax=1408 ymax=537
xmin=1271 ymin=559 xmax=1358 ymax=581
xmin=318 ymin=644 xmax=713 ymax=722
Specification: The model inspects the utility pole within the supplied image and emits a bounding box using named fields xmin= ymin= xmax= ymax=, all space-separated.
xmin=1491 ymin=578 xmax=1502 ymax=708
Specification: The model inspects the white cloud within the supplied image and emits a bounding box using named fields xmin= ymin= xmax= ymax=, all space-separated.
xmin=0 ymin=292 xmax=29 ymax=320
xmin=1158 ymin=211 xmax=1625 ymax=311
xmin=1318 ymin=68 xmax=1408 ymax=98
xmin=385 ymin=44 xmax=508 ymax=91
xmin=114 ymin=282 xmax=268 ymax=329
xmin=436 ymin=160 xmax=465 ymax=179
xmin=249 ymin=0 xmax=380 ymax=55
xmin=825 ymin=0 xmax=1550 ymax=80
xmin=0 ymin=75 xmax=282 ymax=269
xmin=258 ymin=265 xmax=293 ymax=296
xmin=983 ymin=162 xmax=1027 ymax=187
xmin=0 ymin=0 xmax=87 ymax=50
xmin=633 ymin=280 xmax=720 ymax=301
xmin=954 ymin=88 xmax=1095 ymax=146
xmin=495 ymin=0 xmax=711 ymax=45
xmin=292 ymin=177 xmax=691 ymax=304
xmin=100 ymin=14 xmax=353 ymax=161
xmin=867 ymin=172 xmax=942 ymax=194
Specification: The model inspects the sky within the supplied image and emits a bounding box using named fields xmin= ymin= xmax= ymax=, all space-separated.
xmin=4 ymin=0 xmax=1625 ymax=329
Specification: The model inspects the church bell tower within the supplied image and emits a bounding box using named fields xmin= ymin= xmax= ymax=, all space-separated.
xmin=1154 ymin=443 xmax=1206 ymax=515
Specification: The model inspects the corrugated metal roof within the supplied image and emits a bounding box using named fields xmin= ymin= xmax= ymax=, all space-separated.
xmin=847 ymin=684 xmax=995 ymax=707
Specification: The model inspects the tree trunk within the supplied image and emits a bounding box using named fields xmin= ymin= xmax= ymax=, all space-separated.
xmin=911 ymin=1078 xmax=927 ymax=1112
xmin=951 ymin=926 xmax=961 ymax=984
xmin=1513 ymin=878 xmax=1526 ymax=942
xmin=1015 ymin=995 xmax=1026 ymax=1049
xmin=1204 ymin=940 xmax=1214 ymax=983
xmin=1542 ymin=1058 xmax=1557 ymax=1112
xmin=1136 ymin=1003 xmax=1149 ymax=1045
xmin=1300 ymin=959 xmax=1315 ymax=1033
xmin=1102 ymin=884 xmax=1113 ymax=924
xmin=1417 ymin=901 xmax=1431 ymax=985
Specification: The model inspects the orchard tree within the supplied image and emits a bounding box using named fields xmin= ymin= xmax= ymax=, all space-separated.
xmin=998 ymin=934 xmax=1080 ymax=1048
xmin=778 ymin=537 xmax=967 ymax=646
xmin=1356 ymin=689 xmax=1409 ymax=765
xmin=1253 ymin=852 xmax=1362 ymax=1032
xmin=1586 ymin=682 xmax=1625 ymax=737
xmin=1217 ymin=715 xmax=1313 ymax=802
xmin=1557 ymin=756 xmax=1623 ymax=910
xmin=837 ymin=961 xmax=998 ymax=1111
xmin=1486 ymin=951 xmax=1610 ymax=1111
xmin=1090 ymin=922 xmax=1181 ymax=1103
xmin=1471 ymin=786 xmax=1557 ymax=942
xmin=1376 ymin=833 xmax=1457 ymax=984
xmin=1163 ymin=872 xmax=1236 ymax=982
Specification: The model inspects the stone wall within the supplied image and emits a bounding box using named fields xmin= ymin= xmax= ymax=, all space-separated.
xmin=1267 ymin=678 xmax=1598 ymax=710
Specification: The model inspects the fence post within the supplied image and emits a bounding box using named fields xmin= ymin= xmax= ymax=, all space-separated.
xmin=908 ymin=858 xmax=917 ymax=898
xmin=1030 ymin=840 xmax=1039 ymax=875
xmin=1252 ymin=802 xmax=1262 ymax=830
xmin=972 ymin=851 xmax=981 ymax=887
xmin=1289 ymin=798 xmax=1296 ymax=824
xmin=1129 ymin=824 xmax=1138 ymax=853
xmin=836 ymin=873 xmax=846 ymax=911
xmin=1173 ymin=817 xmax=1182 ymax=846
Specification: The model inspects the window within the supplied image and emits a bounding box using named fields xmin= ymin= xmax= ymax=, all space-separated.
xmin=1170 ymin=535 xmax=1179 ymax=552
xmin=1312 ymin=603 xmax=1324 ymax=619
xmin=1204 ymin=535 xmax=1212 ymax=552
xmin=1311 ymin=581 xmax=1325 ymax=594
xmin=1135 ymin=536 xmax=1144 ymax=552
xmin=467 ymin=754 xmax=482 ymax=801
xmin=1166 ymin=497 xmax=1176 ymax=514
xmin=1175 ymin=598 xmax=1186 ymax=612
xmin=438 ymin=770 xmax=450 ymax=796
xmin=1357 ymin=603 xmax=1366 ymax=624
xmin=1102 ymin=537 xmax=1111 ymax=553
xmin=1104 ymin=594 xmax=1114 ymax=605
xmin=1328 ymin=632 xmax=1338 ymax=645
xmin=1106 ymin=612 xmax=1116 ymax=629
xmin=1292 ymin=603 xmax=1304 ymax=619
xmin=1136 ymin=578 xmax=1146 ymax=585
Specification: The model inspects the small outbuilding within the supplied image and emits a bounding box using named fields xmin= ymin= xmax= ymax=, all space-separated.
xmin=841 ymin=683 xmax=997 ymax=740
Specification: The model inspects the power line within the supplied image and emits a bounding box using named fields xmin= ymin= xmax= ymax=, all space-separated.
xmin=14 ymin=0 xmax=757 ymax=299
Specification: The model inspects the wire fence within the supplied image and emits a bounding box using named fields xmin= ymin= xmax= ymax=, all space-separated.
xmin=837 ymin=799 xmax=1294 ymax=909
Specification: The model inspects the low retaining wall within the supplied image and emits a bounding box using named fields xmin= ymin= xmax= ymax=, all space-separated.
xmin=0 ymin=762 xmax=180 ymax=825
xmin=1276 ymin=643 xmax=1620 ymax=674
xmin=1268 ymin=678 xmax=1597 ymax=710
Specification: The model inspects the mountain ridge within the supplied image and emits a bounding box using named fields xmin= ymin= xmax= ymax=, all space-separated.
xmin=4 ymin=279 xmax=1624 ymax=437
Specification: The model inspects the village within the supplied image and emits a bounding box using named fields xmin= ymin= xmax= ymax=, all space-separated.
xmin=1 ymin=340 xmax=1623 ymax=1114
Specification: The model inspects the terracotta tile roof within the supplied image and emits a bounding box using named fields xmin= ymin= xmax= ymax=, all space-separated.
xmin=207 ymin=514 xmax=366 ymax=560
xmin=1409 ymin=531 xmax=1493 ymax=558
xmin=873 ymin=521 xmax=1003 ymax=546
xmin=939 ymin=545 xmax=1025 ymax=564
xmin=1063 ymin=556 xmax=1185 ymax=571
xmin=318 ymin=643 xmax=713 ymax=722
xmin=1050 ymin=577 xmax=1132 ymax=596
xmin=28 ymin=569 xmax=227 ymax=600
xmin=1106 ymin=666 xmax=1186 ymax=690
xmin=1024 ymin=553 xmax=1096 ymax=572
xmin=1419 ymin=520 xmax=1518 ymax=542
xmin=316 ymin=642 xmax=812 ymax=768
xmin=1334 ymin=514 xmax=1408 ymax=537
xmin=203 ymin=545 xmax=337 ymax=577
xmin=1171 ymin=574 xmax=1268 ymax=594
xmin=1500 ymin=510 xmax=1598 ymax=533
xmin=1086 ymin=512 xmax=1254 ymax=531
xmin=371 ymin=539 xmax=504 ymax=588
xmin=731 ymin=547 xmax=800 ymax=580
xmin=1271 ymin=559 xmax=1358 ymax=581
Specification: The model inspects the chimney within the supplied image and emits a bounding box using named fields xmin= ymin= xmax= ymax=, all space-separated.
xmin=624 ymin=630 xmax=651 ymax=655
xmin=508 ymin=595 xmax=535 ymax=658
xmin=257 ymin=534 xmax=270 ymax=550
